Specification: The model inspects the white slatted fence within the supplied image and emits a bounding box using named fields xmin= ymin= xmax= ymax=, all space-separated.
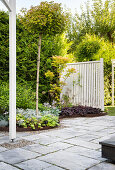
xmin=60 ymin=58 xmax=104 ymax=111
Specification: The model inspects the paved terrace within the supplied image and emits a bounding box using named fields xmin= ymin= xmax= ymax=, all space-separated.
xmin=0 ymin=116 xmax=115 ymax=170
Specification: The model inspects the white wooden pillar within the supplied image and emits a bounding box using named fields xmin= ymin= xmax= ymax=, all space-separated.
xmin=112 ymin=60 xmax=115 ymax=106
xmin=9 ymin=0 xmax=16 ymax=140
xmin=1 ymin=0 xmax=16 ymax=141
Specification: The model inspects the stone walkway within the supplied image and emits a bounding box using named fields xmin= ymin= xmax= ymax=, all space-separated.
xmin=0 ymin=116 xmax=115 ymax=170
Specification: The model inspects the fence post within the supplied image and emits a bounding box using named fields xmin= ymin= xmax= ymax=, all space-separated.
xmin=100 ymin=58 xmax=104 ymax=111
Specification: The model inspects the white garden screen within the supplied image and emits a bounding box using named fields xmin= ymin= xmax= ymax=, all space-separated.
xmin=60 ymin=58 xmax=104 ymax=111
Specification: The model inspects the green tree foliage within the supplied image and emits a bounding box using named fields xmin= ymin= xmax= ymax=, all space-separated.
xmin=91 ymin=0 xmax=115 ymax=42
xmin=68 ymin=0 xmax=115 ymax=53
xmin=0 ymin=81 xmax=36 ymax=114
xmin=19 ymin=1 xmax=68 ymax=35
xmin=75 ymin=34 xmax=115 ymax=63
xmin=0 ymin=11 xmax=9 ymax=81
xmin=19 ymin=1 xmax=69 ymax=114
xmin=75 ymin=34 xmax=100 ymax=62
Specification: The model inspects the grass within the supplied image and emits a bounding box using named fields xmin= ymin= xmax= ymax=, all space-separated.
xmin=104 ymin=106 xmax=115 ymax=116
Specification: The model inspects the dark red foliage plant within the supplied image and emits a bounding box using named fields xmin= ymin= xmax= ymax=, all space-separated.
xmin=60 ymin=105 xmax=103 ymax=117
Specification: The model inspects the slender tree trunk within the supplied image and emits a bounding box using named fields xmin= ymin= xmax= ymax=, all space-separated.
xmin=36 ymin=33 xmax=42 ymax=116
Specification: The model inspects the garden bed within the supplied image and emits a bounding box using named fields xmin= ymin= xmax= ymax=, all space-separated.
xmin=0 ymin=113 xmax=107 ymax=132
xmin=0 ymin=125 xmax=59 ymax=132
xmin=59 ymin=112 xmax=107 ymax=119
xmin=0 ymin=106 xmax=107 ymax=132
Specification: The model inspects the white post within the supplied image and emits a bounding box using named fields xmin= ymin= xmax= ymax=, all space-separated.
xmin=9 ymin=0 xmax=16 ymax=140
xmin=112 ymin=60 xmax=115 ymax=106
xmin=100 ymin=58 xmax=104 ymax=111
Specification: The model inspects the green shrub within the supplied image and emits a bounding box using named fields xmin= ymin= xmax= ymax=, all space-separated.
xmin=0 ymin=81 xmax=9 ymax=114
xmin=16 ymin=113 xmax=39 ymax=129
xmin=16 ymin=82 xmax=36 ymax=109
xmin=16 ymin=111 xmax=59 ymax=129
xmin=40 ymin=114 xmax=59 ymax=128
xmin=0 ymin=81 xmax=37 ymax=114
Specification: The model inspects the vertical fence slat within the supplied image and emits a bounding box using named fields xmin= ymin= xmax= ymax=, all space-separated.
xmin=86 ymin=64 xmax=89 ymax=106
xmin=89 ymin=64 xmax=91 ymax=106
xmin=79 ymin=64 xmax=82 ymax=105
xmin=84 ymin=64 xmax=86 ymax=106
xmin=82 ymin=64 xmax=84 ymax=105
xmin=95 ymin=63 xmax=98 ymax=107
xmin=91 ymin=63 xmax=93 ymax=107
xmin=77 ymin=65 xmax=80 ymax=104
xmin=94 ymin=63 xmax=95 ymax=107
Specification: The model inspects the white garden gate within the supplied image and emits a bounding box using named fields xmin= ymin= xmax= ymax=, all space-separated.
xmin=60 ymin=58 xmax=104 ymax=111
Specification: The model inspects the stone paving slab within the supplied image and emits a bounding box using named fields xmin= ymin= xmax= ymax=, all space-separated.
xmin=23 ymin=141 xmax=73 ymax=155
xmin=0 ymin=136 xmax=9 ymax=144
xmin=39 ymin=150 xmax=100 ymax=170
xmin=65 ymin=145 xmax=106 ymax=161
xmin=75 ymin=134 xmax=99 ymax=142
xmin=23 ymin=133 xmax=61 ymax=145
xmin=0 ymin=148 xmax=40 ymax=164
xmin=0 ymin=146 xmax=7 ymax=152
xmin=44 ymin=165 xmax=65 ymax=170
xmin=64 ymin=138 xmax=101 ymax=150
xmin=88 ymin=162 xmax=115 ymax=170
xmin=15 ymin=159 xmax=52 ymax=170
xmin=0 ymin=162 xmax=19 ymax=170
xmin=22 ymin=134 xmax=47 ymax=141
xmin=43 ymin=128 xmax=89 ymax=139
xmin=90 ymin=121 xmax=115 ymax=128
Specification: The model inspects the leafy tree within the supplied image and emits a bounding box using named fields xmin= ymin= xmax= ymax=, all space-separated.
xmin=68 ymin=0 xmax=115 ymax=53
xmin=20 ymin=1 xmax=69 ymax=115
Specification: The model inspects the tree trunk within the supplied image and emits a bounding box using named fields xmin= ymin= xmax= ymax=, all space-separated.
xmin=36 ymin=33 xmax=42 ymax=116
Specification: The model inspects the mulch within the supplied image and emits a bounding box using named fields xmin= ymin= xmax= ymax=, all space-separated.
xmin=59 ymin=112 xmax=107 ymax=119
xmin=0 ymin=112 xmax=107 ymax=132
xmin=0 ymin=125 xmax=59 ymax=132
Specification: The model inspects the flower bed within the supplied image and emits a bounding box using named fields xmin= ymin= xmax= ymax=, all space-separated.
xmin=0 ymin=105 xmax=107 ymax=132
